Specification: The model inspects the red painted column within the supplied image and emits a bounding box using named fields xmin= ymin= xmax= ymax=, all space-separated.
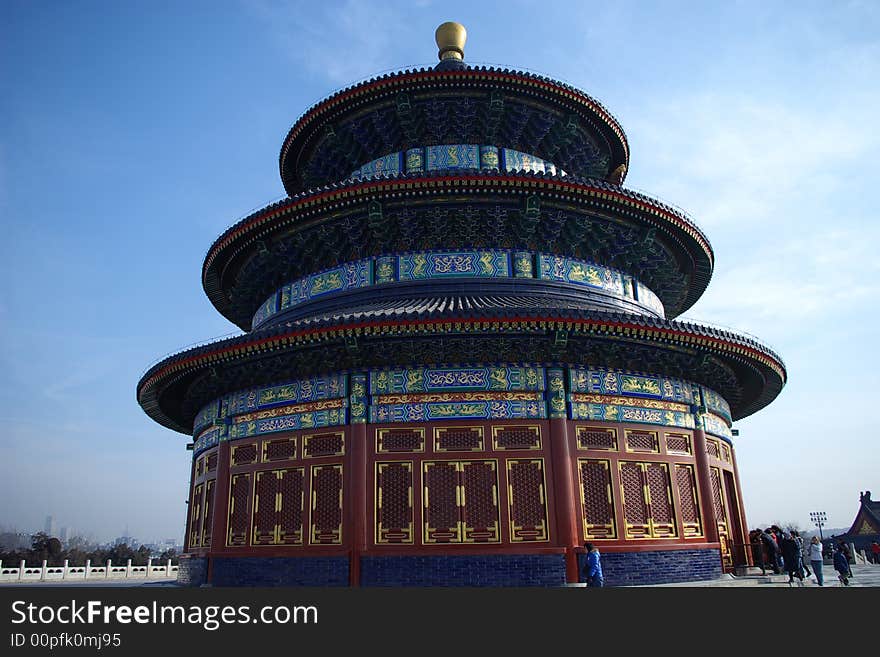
xmin=547 ymin=369 xmax=580 ymax=583
xmin=728 ymin=442 xmax=752 ymax=564
xmin=206 ymin=439 xmax=232 ymax=583
xmin=692 ymin=423 xmax=720 ymax=544
xmin=348 ymin=373 xmax=369 ymax=587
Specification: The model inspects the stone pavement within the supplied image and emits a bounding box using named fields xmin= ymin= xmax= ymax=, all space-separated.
xmin=641 ymin=562 xmax=880 ymax=587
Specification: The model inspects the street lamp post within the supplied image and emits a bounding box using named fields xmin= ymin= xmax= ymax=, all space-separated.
xmin=810 ymin=511 xmax=827 ymax=541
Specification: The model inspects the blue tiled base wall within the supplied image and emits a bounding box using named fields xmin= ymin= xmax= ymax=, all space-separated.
xmin=361 ymin=554 xmax=566 ymax=587
xmin=578 ymin=548 xmax=721 ymax=586
xmin=210 ymin=557 xmax=350 ymax=587
xmin=176 ymin=557 xmax=208 ymax=587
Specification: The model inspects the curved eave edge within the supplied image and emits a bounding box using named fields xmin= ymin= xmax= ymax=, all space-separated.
xmin=202 ymin=172 xmax=714 ymax=327
xmin=137 ymin=314 xmax=785 ymax=434
xmin=277 ymin=66 xmax=630 ymax=187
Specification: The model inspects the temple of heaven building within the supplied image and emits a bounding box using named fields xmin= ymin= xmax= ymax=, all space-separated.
xmin=137 ymin=22 xmax=786 ymax=587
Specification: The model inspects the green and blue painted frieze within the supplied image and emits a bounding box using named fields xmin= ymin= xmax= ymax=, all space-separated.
xmin=370 ymin=398 xmax=546 ymax=423
xmin=350 ymin=144 xmax=564 ymax=180
xmin=569 ymin=368 xmax=695 ymax=403
xmin=370 ymin=366 xmax=545 ymax=394
xmin=701 ymin=412 xmax=733 ymax=440
xmin=252 ymin=250 xmax=666 ymax=328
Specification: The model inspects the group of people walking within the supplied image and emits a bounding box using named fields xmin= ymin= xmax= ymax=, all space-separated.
xmin=750 ymin=526 xmax=855 ymax=586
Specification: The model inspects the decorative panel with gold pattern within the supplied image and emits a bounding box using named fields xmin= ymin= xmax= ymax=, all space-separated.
xmin=310 ymin=464 xmax=343 ymax=544
xmin=619 ymin=462 xmax=650 ymax=539
xmin=619 ymin=461 xmax=678 ymax=539
xmin=205 ymin=452 xmax=218 ymax=474
xmin=674 ymin=464 xmax=703 ymax=538
xmin=578 ymin=459 xmax=616 ymax=539
xmin=507 ymin=459 xmax=549 ymax=542
xmin=645 ymin=463 xmax=677 ymax=538
xmin=201 ymin=479 xmax=215 ymax=547
xmin=232 ymin=443 xmax=258 ymax=466
xmin=376 ymin=461 xmax=414 ymax=544
xmin=303 ymin=432 xmax=345 ymax=458
xmin=194 ymin=456 xmax=203 ymax=479
xmin=227 ymin=473 xmax=252 ymax=547
xmin=706 ymin=438 xmax=720 ymax=459
xmin=721 ymin=443 xmax=731 ymax=463
xmin=376 ymin=427 xmax=425 ymax=453
xmin=263 ymin=437 xmax=297 ymax=462
xmin=423 ymin=461 xmax=461 ymax=543
xmin=460 ymin=460 xmax=500 ymax=542
xmin=492 ymin=425 xmax=542 ymax=450
xmin=710 ymin=466 xmax=730 ymax=563
xmin=625 ymin=429 xmax=659 ymax=453
xmin=189 ymin=483 xmax=203 ymax=548
xmin=576 ymin=426 xmax=617 ymax=451
xmin=278 ymin=468 xmax=306 ymax=545
xmin=665 ymin=433 xmax=692 ymax=456
xmin=434 ymin=426 xmax=484 ymax=452
xmin=252 ymin=470 xmax=278 ymax=546
xmin=252 ymin=468 xmax=305 ymax=546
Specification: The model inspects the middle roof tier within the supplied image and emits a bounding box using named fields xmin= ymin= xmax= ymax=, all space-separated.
xmin=203 ymin=171 xmax=713 ymax=330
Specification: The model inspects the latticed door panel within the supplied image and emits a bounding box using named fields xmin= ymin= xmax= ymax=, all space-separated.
xmin=460 ymin=460 xmax=500 ymax=542
xmin=376 ymin=461 xmax=414 ymax=544
xmin=201 ymin=479 xmax=215 ymax=547
xmin=310 ymin=464 xmax=343 ymax=544
xmin=189 ymin=483 xmax=203 ymax=548
xmin=710 ymin=466 xmax=730 ymax=563
xmin=619 ymin=462 xmax=650 ymax=539
xmin=277 ymin=468 xmax=305 ymax=545
xmin=227 ymin=473 xmax=252 ymax=546
xmin=674 ymin=464 xmax=703 ymax=537
xmin=578 ymin=459 xmax=616 ymax=539
xmin=252 ymin=470 xmax=279 ymax=546
xmin=645 ymin=463 xmax=677 ymax=538
xmin=507 ymin=459 xmax=549 ymax=542
xmin=423 ymin=461 xmax=461 ymax=543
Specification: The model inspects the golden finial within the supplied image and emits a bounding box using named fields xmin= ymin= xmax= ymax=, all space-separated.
xmin=435 ymin=22 xmax=467 ymax=61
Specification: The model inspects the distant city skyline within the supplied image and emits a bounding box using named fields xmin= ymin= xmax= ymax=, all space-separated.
xmin=1 ymin=1 xmax=877 ymax=540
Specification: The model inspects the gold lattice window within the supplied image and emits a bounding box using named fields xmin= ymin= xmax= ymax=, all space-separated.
xmin=576 ymin=427 xmax=617 ymax=451
xmin=619 ymin=461 xmax=678 ymax=539
xmin=434 ymin=426 xmax=484 ymax=452
xmin=376 ymin=427 xmax=425 ymax=453
xmin=578 ymin=459 xmax=616 ymax=539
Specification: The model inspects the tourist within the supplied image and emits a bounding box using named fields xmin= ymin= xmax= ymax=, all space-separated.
xmin=833 ymin=546 xmax=850 ymax=586
xmin=760 ymin=528 xmax=781 ymax=574
xmin=837 ymin=541 xmax=853 ymax=577
xmin=870 ymin=541 xmax=880 ymax=565
xmin=750 ymin=529 xmax=767 ymax=574
xmin=792 ymin=530 xmax=811 ymax=578
xmin=780 ymin=532 xmax=804 ymax=586
xmin=583 ymin=542 xmax=604 ymax=588
xmin=808 ymin=536 xmax=824 ymax=586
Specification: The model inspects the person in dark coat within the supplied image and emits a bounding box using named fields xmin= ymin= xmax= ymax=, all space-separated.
xmin=750 ymin=529 xmax=768 ymax=574
xmin=760 ymin=529 xmax=781 ymax=574
xmin=780 ymin=532 xmax=804 ymax=586
xmin=833 ymin=546 xmax=850 ymax=586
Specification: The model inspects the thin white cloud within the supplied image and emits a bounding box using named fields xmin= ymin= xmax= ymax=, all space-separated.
xmin=245 ymin=0 xmax=424 ymax=85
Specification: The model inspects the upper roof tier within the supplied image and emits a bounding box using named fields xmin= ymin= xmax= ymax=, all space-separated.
xmin=278 ymin=51 xmax=630 ymax=196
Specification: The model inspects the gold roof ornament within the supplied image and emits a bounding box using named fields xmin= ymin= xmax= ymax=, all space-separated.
xmin=435 ymin=22 xmax=467 ymax=61
xmin=608 ymin=163 xmax=627 ymax=185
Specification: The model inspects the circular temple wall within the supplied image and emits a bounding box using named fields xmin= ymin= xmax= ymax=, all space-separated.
xmin=178 ymin=365 xmax=744 ymax=587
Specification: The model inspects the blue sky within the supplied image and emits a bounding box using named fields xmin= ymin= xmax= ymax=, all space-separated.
xmin=1 ymin=0 xmax=877 ymax=543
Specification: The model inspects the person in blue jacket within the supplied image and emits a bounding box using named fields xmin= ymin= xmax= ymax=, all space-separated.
xmin=583 ymin=542 xmax=604 ymax=587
